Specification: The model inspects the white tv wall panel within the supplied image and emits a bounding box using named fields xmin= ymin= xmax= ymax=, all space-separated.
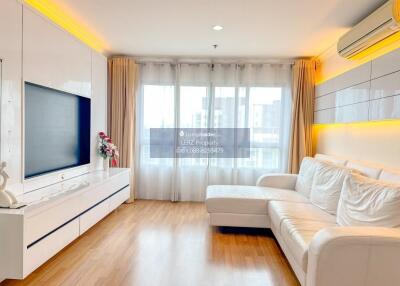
xmin=314 ymin=82 xmax=370 ymax=124
xmin=335 ymin=82 xmax=370 ymax=107
xmin=314 ymin=109 xmax=335 ymax=124
xmin=314 ymin=102 xmax=370 ymax=124
xmin=0 ymin=0 xmax=23 ymax=193
xmin=315 ymin=48 xmax=400 ymax=124
xmin=315 ymin=93 xmax=336 ymax=111
xmin=333 ymin=62 xmax=371 ymax=92
xmin=371 ymin=48 xmax=400 ymax=79
xmin=23 ymin=6 xmax=91 ymax=98
xmin=370 ymin=71 xmax=400 ymax=100
xmin=316 ymin=78 xmax=335 ymax=97
xmin=369 ymin=95 xmax=400 ymax=121
xmin=335 ymin=102 xmax=369 ymax=123
xmin=91 ymin=52 xmax=107 ymax=171
xmin=316 ymin=62 xmax=371 ymax=99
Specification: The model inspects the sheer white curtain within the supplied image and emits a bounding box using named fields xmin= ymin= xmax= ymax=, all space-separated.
xmin=135 ymin=62 xmax=292 ymax=201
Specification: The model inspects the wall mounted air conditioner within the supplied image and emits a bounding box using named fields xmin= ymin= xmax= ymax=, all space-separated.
xmin=338 ymin=0 xmax=400 ymax=58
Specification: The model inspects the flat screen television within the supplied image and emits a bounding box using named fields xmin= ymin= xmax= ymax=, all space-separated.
xmin=24 ymin=82 xmax=91 ymax=179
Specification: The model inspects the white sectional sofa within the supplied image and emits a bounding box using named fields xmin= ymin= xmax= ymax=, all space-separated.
xmin=205 ymin=154 xmax=400 ymax=286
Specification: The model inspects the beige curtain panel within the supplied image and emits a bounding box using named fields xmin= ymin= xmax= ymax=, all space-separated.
xmin=108 ymin=57 xmax=137 ymax=202
xmin=289 ymin=59 xmax=316 ymax=173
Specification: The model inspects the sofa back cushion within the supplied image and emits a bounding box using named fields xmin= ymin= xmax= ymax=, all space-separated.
xmin=310 ymin=161 xmax=354 ymax=215
xmin=379 ymin=170 xmax=400 ymax=184
xmin=314 ymin=154 xmax=347 ymax=166
xmin=295 ymin=157 xmax=319 ymax=197
xmin=337 ymin=173 xmax=400 ymax=227
xmin=345 ymin=161 xmax=382 ymax=179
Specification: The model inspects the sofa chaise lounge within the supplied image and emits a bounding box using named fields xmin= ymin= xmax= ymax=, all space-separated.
xmin=205 ymin=154 xmax=400 ymax=286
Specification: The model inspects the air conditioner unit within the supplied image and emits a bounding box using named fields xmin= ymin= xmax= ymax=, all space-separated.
xmin=337 ymin=0 xmax=400 ymax=58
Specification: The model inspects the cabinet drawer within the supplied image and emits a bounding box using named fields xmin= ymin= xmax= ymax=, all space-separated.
xmin=79 ymin=199 xmax=110 ymax=235
xmin=24 ymin=177 xmax=129 ymax=246
xmin=24 ymin=195 xmax=83 ymax=246
xmin=78 ymin=173 xmax=130 ymax=214
xmin=24 ymin=219 xmax=79 ymax=277
xmin=109 ymin=186 xmax=130 ymax=211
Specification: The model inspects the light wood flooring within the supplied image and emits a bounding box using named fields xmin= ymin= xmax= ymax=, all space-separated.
xmin=1 ymin=200 xmax=300 ymax=286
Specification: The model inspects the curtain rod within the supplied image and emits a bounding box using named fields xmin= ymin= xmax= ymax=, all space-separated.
xmin=134 ymin=57 xmax=295 ymax=65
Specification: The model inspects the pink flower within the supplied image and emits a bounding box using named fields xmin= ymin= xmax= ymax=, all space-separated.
xmin=98 ymin=132 xmax=119 ymax=162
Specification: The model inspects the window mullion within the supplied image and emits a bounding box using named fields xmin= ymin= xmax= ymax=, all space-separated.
xmin=278 ymin=87 xmax=287 ymax=171
xmin=233 ymin=69 xmax=239 ymax=176
xmin=171 ymin=64 xmax=180 ymax=202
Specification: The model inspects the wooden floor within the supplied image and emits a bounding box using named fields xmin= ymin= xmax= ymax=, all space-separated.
xmin=1 ymin=200 xmax=300 ymax=286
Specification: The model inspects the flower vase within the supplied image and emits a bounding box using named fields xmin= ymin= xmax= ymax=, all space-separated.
xmin=103 ymin=158 xmax=110 ymax=172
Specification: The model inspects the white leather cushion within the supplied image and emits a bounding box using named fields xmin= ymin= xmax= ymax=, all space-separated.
xmin=280 ymin=218 xmax=336 ymax=271
xmin=206 ymin=185 xmax=308 ymax=215
xmin=337 ymin=173 xmax=400 ymax=227
xmin=345 ymin=161 xmax=382 ymax=179
xmin=295 ymin=157 xmax=319 ymax=198
xmin=268 ymin=201 xmax=336 ymax=232
xmin=310 ymin=161 xmax=353 ymax=215
xmin=314 ymin=154 xmax=347 ymax=166
xmin=379 ymin=170 xmax=400 ymax=184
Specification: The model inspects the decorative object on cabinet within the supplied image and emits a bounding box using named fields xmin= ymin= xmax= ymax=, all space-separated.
xmin=98 ymin=132 xmax=119 ymax=171
xmin=0 ymin=162 xmax=24 ymax=208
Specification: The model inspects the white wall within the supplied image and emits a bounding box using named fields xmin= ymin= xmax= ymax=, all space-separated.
xmin=0 ymin=0 xmax=107 ymax=194
xmin=91 ymin=52 xmax=107 ymax=171
xmin=313 ymin=121 xmax=400 ymax=170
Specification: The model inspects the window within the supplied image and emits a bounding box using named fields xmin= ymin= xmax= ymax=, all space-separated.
xmin=136 ymin=62 xmax=291 ymax=201
xmin=238 ymin=87 xmax=283 ymax=170
xmin=140 ymin=85 xmax=285 ymax=171
xmin=179 ymin=86 xmax=209 ymax=166
xmin=141 ymin=85 xmax=174 ymax=166
xmin=180 ymin=86 xmax=208 ymax=128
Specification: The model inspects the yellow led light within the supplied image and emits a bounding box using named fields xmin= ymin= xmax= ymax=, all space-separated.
xmin=313 ymin=119 xmax=400 ymax=129
xmin=23 ymin=0 xmax=108 ymax=53
xmin=350 ymin=32 xmax=400 ymax=61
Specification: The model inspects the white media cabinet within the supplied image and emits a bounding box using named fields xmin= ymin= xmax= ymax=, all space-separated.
xmin=0 ymin=168 xmax=130 ymax=282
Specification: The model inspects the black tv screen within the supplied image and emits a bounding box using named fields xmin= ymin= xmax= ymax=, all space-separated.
xmin=24 ymin=82 xmax=91 ymax=179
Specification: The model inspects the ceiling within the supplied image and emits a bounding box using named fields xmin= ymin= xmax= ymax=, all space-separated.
xmin=51 ymin=0 xmax=387 ymax=58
